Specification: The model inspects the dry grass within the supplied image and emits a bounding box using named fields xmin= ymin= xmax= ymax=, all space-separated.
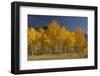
xmin=28 ymin=52 xmax=87 ymax=61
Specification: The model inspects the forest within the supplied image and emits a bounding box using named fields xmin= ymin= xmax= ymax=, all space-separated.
xmin=28 ymin=20 xmax=88 ymax=60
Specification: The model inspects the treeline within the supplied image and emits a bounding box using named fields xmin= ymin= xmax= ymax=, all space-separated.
xmin=28 ymin=20 xmax=87 ymax=57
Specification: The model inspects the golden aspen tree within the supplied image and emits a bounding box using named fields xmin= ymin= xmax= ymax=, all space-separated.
xmin=47 ymin=20 xmax=61 ymax=53
xmin=28 ymin=20 xmax=87 ymax=58
xmin=28 ymin=27 xmax=37 ymax=55
xmin=57 ymin=26 xmax=68 ymax=53
xmin=75 ymin=27 xmax=87 ymax=52
xmin=67 ymin=32 xmax=76 ymax=52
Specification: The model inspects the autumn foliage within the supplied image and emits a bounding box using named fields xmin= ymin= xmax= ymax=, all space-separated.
xmin=28 ymin=20 xmax=87 ymax=58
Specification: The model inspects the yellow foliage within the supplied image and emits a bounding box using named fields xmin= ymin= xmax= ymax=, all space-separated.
xmin=28 ymin=20 xmax=87 ymax=56
xmin=75 ymin=27 xmax=86 ymax=47
xmin=28 ymin=27 xmax=37 ymax=41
